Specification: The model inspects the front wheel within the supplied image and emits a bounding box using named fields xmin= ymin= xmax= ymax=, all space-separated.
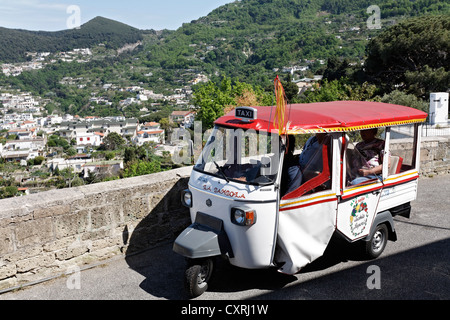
xmin=185 ymin=258 xmax=214 ymax=298
xmin=363 ymin=224 xmax=388 ymax=259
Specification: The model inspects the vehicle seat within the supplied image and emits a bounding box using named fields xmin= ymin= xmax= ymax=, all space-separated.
xmin=389 ymin=156 xmax=403 ymax=175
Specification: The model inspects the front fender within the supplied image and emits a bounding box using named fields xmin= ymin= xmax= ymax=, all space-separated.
xmin=173 ymin=212 xmax=233 ymax=259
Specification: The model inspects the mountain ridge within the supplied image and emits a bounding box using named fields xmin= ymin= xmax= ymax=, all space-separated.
xmin=1 ymin=0 xmax=448 ymax=94
xmin=0 ymin=16 xmax=144 ymax=63
xmin=155 ymin=0 xmax=449 ymax=80
xmin=1 ymin=0 xmax=449 ymax=65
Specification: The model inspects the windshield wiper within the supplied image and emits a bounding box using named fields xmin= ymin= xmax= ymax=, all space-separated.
xmin=213 ymin=161 xmax=229 ymax=182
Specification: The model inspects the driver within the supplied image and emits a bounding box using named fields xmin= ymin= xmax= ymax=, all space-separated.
xmin=282 ymin=133 xmax=328 ymax=196
xmin=281 ymin=135 xmax=302 ymax=196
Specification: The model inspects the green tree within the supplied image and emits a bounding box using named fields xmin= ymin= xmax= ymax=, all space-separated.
xmin=124 ymin=146 xmax=138 ymax=163
xmin=405 ymin=66 xmax=450 ymax=99
xmin=159 ymin=117 xmax=177 ymax=141
xmin=0 ymin=186 xmax=18 ymax=199
xmin=192 ymin=78 xmax=236 ymax=130
xmin=27 ymin=156 xmax=45 ymax=166
xmin=102 ymin=132 xmax=125 ymax=151
xmin=322 ymin=57 xmax=365 ymax=83
xmin=122 ymin=159 xmax=161 ymax=178
xmin=301 ymin=78 xmax=379 ymax=103
xmin=66 ymin=147 xmax=77 ymax=157
xmin=192 ymin=76 xmax=273 ymax=130
xmin=380 ymin=90 xmax=428 ymax=113
xmin=282 ymin=74 xmax=300 ymax=102
xmin=365 ymin=15 xmax=449 ymax=95
xmin=105 ymin=151 xmax=115 ymax=161
xmin=47 ymin=135 xmax=70 ymax=150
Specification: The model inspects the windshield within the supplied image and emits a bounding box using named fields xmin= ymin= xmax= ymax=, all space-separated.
xmin=194 ymin=126 xmax=280 ymax=185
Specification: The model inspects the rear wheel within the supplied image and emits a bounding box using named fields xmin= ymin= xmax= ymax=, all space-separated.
xmin=185 ymin=258 xmax=214 ymax=298
xmin=363 ymin=224 xmax=388 ymax=259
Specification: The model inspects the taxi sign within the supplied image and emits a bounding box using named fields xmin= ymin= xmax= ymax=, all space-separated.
xmin=235 ymin=107 xmax=257 ymax=121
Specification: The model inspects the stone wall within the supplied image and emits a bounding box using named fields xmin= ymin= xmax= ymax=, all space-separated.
xmin=0 ymin=137 xmax=448 ymax=292
xmin=418 ymin=136 xmax=450 ymax=176
xmin=0 ymin=166 xmax=192 ymax=291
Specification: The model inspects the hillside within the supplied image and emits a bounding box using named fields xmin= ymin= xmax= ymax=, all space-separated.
xmin=138 ymin=0 xmax=450 ymax=85
xmin=0 ymin=17 xmax=143 ymax=63
xmin=0 ymin=0 xmax=448 ymax=117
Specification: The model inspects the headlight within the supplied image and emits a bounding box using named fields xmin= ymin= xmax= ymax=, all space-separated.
xmin=233 ymin=209 xmax=246 ymax=225
xmin=181 ymin=189 xmax=192 ymax=208
xmin=231 ymin=207 xmax=256 ymax=226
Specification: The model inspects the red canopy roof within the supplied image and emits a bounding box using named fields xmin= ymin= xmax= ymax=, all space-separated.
xmin=214 ymin=101 xmax=428 ymax=134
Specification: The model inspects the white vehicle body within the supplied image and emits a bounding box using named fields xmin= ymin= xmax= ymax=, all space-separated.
xmin=174 ymin=101 xmax=427 ymax=278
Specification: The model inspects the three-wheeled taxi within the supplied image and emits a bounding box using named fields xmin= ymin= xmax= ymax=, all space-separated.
xmin=173 ymin=101 xmax=428 ymax=297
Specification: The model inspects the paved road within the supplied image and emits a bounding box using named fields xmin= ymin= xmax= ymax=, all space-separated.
xmin=1 ymin=175 xmax=449 ymax=301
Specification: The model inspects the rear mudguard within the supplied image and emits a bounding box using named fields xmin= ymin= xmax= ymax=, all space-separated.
xmin=363 ymin=210 xmax=397 ymax=242
xmin=173 ymin=212 xmax=234 ymax=259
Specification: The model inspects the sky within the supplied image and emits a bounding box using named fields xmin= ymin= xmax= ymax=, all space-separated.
xmin=0 ymin=0 xmax=235 ymax=31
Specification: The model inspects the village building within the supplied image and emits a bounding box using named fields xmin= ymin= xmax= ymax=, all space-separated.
xmin=169 ymin=111 xmax=196 ymax=128
xmin=133 ymin=122 xmax=165 ymax=146
xmin=76 ymin=132 xmax=103 ymax=147
xmin=82 ymin=160 xmax=124 ymax=179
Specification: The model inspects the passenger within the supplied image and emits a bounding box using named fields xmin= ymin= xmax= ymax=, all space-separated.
xmin=351 ymin=128 xmax=386 ymax=185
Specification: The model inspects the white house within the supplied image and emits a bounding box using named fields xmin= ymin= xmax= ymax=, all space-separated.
xmin=19 ymin=120 xmax=36 ymax=129
xmin=47 ymin=157 xmax=92 ymax=173
xmin=134 ymin=121 xmax=165 ymax=145
xmin=7 ymin=128 xmax=36 ymax=140
xmin=4 ymin=138 xmax=45 ymax=152
xmin=137 ymin=94 xmax=148 ymax=102
xmin=0 ymin=122 xmax=17 ymax=130
xmin=141 ymin=122 xmax=161 ymax=131
xmin=76 ymin=132 xmax=103 ymax=147
xmin=1 ymin=149 xmax=39 ymax=162
xmin=134 ymin=129 xmax=164 ymax=146
xmin=46 ymin=115 xmax=63 ymax=125
xmin=82 ymin=160 xmax=123 ymax=179
xmin=169 ymin=111 xmax=195 ymax=128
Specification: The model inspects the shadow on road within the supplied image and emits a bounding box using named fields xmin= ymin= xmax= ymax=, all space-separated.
xmin=125 ymin=225 xmax=449 ymax=300
xmin=123 ymin=175 xmax=449 ymax=300
xmin=253 ymin=237 xmax=450 ymax=300
xmin=125 ymin=243 xmax=187 ymax=299
xmin=124 ymin=178 xmax=191 ymax=299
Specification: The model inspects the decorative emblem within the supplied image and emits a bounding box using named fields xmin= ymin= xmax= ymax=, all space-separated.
xmin=350 ymin=196 xmax=369 ymax=237
xmin=206 ymin=199 xmax=212 ymax=207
